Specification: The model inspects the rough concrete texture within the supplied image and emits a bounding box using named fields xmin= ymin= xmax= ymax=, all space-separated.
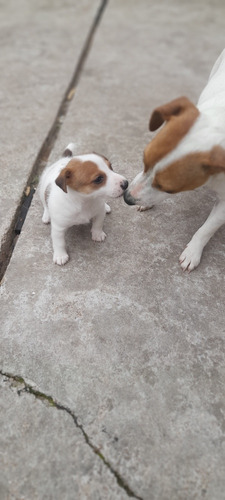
xmin=0 ymin=374 xmax=128 ymax=500
xmin=0 ymin=0 xmax=99 ymax=246
xmin=1 ymin=0 xmax=225 ymax=499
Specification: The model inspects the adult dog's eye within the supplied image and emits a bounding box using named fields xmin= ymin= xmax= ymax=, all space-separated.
xmin=153 ymin=181 xmax=162 ymax=190
xmin=93 ymin=175 xmax=104 ymax=184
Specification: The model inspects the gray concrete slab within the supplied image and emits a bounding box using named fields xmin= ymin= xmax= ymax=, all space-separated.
xmin=1 ymin=0 xmax=225 ymax=499
xmin=0 ymin=0 xmax=100 ymax=247
xmin=0 ymin=374 xmax=128 ymax=500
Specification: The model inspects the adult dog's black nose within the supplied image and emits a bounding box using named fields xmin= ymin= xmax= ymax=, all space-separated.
xmin=123 ymin=189 xmax=137 ymax=205
xmin=120 ymin=180 xmax=129 ymax=191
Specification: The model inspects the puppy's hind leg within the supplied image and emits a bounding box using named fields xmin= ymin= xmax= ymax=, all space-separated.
xmin=42 ymin=206 xmax=50 ymax=224
xmin=40 ymin=184 xmax=51 ymax=223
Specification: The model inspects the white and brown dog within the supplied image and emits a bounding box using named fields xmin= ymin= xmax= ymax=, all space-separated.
xmin=39 ymin=144 xmax=128 ymax=265
xmin=124 ymin=49 xmax=225 ymax=271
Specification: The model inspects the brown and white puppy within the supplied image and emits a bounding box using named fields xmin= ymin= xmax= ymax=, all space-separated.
xmin=39 ymin=143 xmax=128 ymax=265
xmin=124 ymin=49 xmax=225 ymax=271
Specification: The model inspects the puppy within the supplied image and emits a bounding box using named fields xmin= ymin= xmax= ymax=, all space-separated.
xmin=39 ymin=143 xmax=128 ymax=265
xmin=124 ymin=49 xmax=225 ymax=271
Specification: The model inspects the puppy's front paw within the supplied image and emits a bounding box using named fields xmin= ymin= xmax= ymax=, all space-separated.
xmin=53 ymin=252 xmax=69 ymax=266
xmin=179 ymin=242 xmax=202 ymax=272
xmin=91 ymin=230 xmax=106 ymax=242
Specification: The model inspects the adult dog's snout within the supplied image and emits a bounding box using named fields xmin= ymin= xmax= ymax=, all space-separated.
xmin=123 ymin=189 xmax=137 ymax=205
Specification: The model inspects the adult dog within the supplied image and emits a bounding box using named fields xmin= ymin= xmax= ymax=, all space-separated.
xmin=124 ymin=49 xmax=225 ymax=271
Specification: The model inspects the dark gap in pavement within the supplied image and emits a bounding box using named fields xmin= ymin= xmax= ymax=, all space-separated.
xmin=0 ymin=0 xmax=108 ymax=284
xmin=0 ymin=370 xmax=143 ymax=500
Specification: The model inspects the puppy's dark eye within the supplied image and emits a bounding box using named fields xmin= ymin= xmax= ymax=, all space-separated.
xmin=93 ymin=175 xmax=104 ymax=184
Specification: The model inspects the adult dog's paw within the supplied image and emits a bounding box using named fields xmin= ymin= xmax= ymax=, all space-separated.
xmin=179 ymin=242 xmax=202 ymax=272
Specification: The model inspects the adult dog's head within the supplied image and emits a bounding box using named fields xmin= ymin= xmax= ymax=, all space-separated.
xmin=124 ymin=96 xmax=225 ymax=207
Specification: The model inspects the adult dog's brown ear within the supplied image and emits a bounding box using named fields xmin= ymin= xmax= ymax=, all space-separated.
xmin=149 ymin=96 xmax=198 ymax=131
xmin=144 ymin=97 xmax=200 ymax=171
xmin=55 ymin=168 xmax=72 ymax=193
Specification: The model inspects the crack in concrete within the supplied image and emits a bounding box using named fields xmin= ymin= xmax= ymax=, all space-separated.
xmin=0 ymin=370 xmax=143 ymax=500
xmin=0 ymin=0 xmax=108 ymax=283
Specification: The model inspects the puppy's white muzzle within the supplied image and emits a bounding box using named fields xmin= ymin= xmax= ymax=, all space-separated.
xmin=108 ymin=174 xmax=128 ymax=198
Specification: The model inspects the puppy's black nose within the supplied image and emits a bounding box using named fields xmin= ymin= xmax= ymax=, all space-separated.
xmin=120 ymin=180 xmax=129 ymax=191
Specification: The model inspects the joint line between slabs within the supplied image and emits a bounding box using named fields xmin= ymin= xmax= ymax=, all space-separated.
xmin=0 ymin=0 xmax=108 ymax=284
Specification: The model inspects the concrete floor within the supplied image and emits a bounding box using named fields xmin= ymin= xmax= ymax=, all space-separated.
xmin=1 ymin=1 xmax=225 ymax=499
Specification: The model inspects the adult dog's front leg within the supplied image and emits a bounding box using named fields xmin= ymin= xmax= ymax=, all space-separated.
xmin=179 ymin=200 xmax=225 ymax=272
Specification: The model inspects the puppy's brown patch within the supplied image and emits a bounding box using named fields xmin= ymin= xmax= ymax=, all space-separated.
xmin=152 ymin=146 xmax=225 ymax=194
xmin=55 ymin=159 xmax=106 ymax=193
xmin=144 ymin=97 xmax=199 ymax=172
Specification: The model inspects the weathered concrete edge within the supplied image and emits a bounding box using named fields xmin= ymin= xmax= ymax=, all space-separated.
xmin=0 ymin=0 xmax=108 ymax=284
xmin=0 ymin=369 xmax=143 ymax=500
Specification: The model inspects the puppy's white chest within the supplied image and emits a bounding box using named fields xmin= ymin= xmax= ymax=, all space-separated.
xmin=69 ymin=209 xmax=93 ymax=225
xmin=51 ymin=191 xmax=103 ymax=228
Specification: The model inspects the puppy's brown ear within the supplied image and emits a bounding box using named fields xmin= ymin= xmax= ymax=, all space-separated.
xmin=149 ymin=96 xmax=197 ymax=131
xmin=55 ymin=168 xmax=72 ymax=193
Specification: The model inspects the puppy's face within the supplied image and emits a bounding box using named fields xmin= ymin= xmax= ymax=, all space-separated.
xmin=124 ymin=96 xmax=225 ymax=207
xmin=56 ymin=153 xmax=128 ymax=198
